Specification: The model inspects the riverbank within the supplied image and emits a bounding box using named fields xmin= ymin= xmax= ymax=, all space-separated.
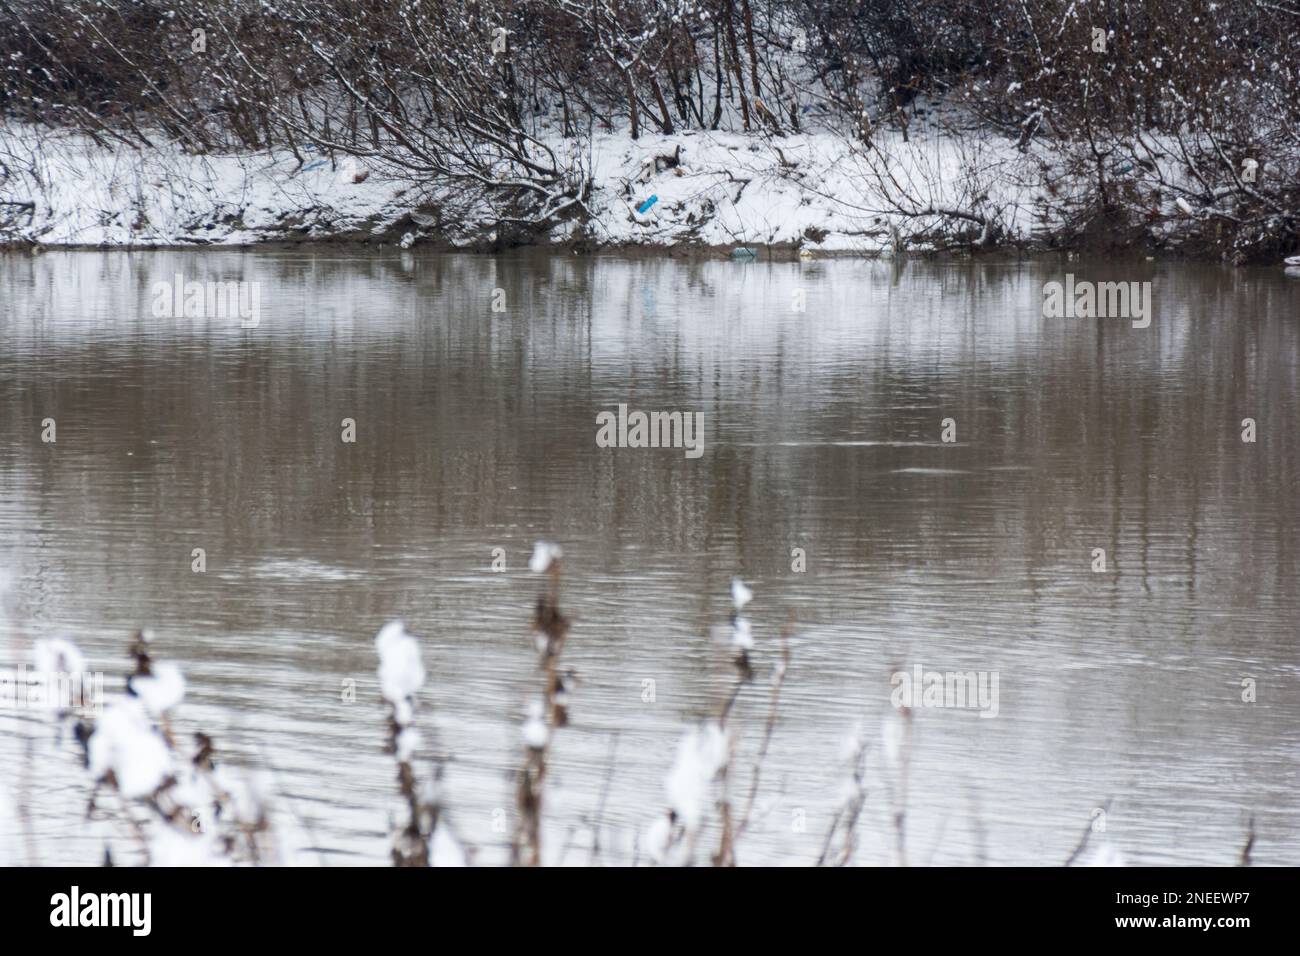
xmin=0 ymin=123 xmax=1227 ymax=259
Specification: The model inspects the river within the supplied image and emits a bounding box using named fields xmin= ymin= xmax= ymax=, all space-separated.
xmin=1 ymin=249 xmax=1296 ymax=865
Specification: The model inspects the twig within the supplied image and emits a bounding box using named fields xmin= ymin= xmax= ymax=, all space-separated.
xmin=1064 ymin=799 xmax=1112 ymax=867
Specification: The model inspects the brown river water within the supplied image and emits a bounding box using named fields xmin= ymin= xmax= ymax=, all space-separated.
xmin=0 ymin=249 xmax=1297 ymax=865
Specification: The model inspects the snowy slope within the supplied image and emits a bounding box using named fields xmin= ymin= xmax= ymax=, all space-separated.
xmin=4 ymin=124 xmax=1051 ymax=253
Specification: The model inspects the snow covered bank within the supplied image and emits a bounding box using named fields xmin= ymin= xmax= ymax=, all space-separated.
xmin=4 ymin=122 xmax=1278 ymax=260
xmin=2 ymin=124 xmax=1046 ymax=255
xmin=4 ymin=1 xmax=1296 ymax=262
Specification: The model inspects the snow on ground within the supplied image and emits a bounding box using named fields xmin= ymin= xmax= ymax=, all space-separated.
xmin=582 ymin=128 xmax=1038 ymax=251
xmin=2 ymin=123 xmax=1046 ymax=253
xmin=1 ymin=126 xmax=413 ymax=247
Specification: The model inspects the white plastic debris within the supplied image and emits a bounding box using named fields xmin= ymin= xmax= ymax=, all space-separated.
xmin=731 ymin=577 xmax=753 ymax=610
xmin=529 ymin=541 xmax=563 ymax=573
xmin=399 ymin=232 xmax=415 ymax=249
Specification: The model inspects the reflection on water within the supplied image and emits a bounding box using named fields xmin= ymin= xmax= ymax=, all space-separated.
xmin=1 ymin=249 xmax=1297 ymax=865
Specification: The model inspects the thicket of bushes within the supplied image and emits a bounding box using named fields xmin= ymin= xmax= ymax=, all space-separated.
xmin=2 ymin=1 xmax=1297 ymax=258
